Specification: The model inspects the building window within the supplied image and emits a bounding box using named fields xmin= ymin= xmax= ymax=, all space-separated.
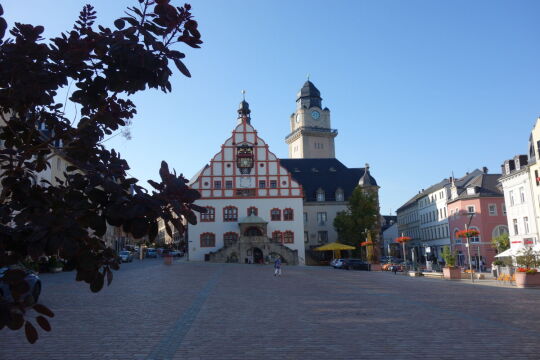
xmin=513 ymin=219 xmax=519 ymax=235
xmin=317 ymin=212 xmax=327 ymax=225
xmin=304 ymin=231 xmax=309 ymax=243
xmin=271 ymin=208 xmax=281 ymax=221
xmin=524 ymin=217 xmax=530 ymax=234
xmin=270 ymin=180 xmax=277 ymax=188
xmin=509 ymin=190 xmax=515 ymax=206
xmin=200 ymin=233 xmax=215 ymax=247
xmin=467 ymin=205 xmax=475 ymax=214
xmin=303 ymin=212 xmax=308 ymax=223
xmin=223 ymin=206 xmax=238 ymax=222
xmin=502 ymin=203 xmax=506 ymax=215
xmin=283 ymin=208 xmax=294 ymax=221
xmin=272 ymin=231 xmax=282 ymax=243
xmin=492 ymin=225 xmax=508 ymax=238
xmin=214 ymin=180 xmax=222 ymax=189
xmin=454 ymin=229 xmax=462 ymax=244
xmin=247 ymin=206 xmax=258 ymax=216
xmin=259 ymin=180 xmax=266 ymax=189
xmin=519 ymin=187 xmax=525 ymax=203
xmin=283 ymin=231 xmax=294 ymax=243
xmin=225 ymin=180 xmax=233 ymax=189
xmin=335 ymin=189 xmax=344 ymax=202
xmin=487 ymin=204 xmax=496 ymax=216
xmin=317 ymin=231 xmax=328 ymax=244
xmin=316 ymin=189 xmax=325 ymax=202
xmin=469 ymin=227 xmax=480 ymax=243
xmin=200 ymin=206 xmax=215 ymax=222
xmin=223 ymin=232 xmax=238 ymax=246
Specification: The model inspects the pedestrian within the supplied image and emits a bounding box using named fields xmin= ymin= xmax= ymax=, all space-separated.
xmin=274 ymin=257 xmax=282 ymax=276
xmin=392 ymin=265 xmax=398 ymax=275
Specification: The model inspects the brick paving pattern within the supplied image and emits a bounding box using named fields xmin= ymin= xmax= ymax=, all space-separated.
xmin=2 ymin=260 xmax=540 ymax=359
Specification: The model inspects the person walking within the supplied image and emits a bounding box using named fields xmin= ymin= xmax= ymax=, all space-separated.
xmin=274 ymin=257 xmax=282 ymax=276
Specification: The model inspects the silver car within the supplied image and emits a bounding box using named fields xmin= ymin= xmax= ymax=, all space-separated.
xmin=119 ymin=251 xmax=134 ymax=263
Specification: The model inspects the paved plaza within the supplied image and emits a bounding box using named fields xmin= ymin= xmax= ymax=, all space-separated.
xmin=2 ymin=260 xmax=540 ymax=359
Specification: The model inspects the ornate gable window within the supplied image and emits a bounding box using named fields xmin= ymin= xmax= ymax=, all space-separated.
xmin=223 ymin=206 xmax=238 ymax=222
xmin=271 ymin=208 xmax=281 ymax=221
xmin=200 ymin=206 xmax=215 ymax=222
xmin=236 ymin=144 xmax=254 ymax=174
xmin=247 ymin=206 xmax=258 ymax=216
xmin=272 ymin=231 xmax=282 ymax=243
xmin=283 ymin=208 xmax=294 ymax=221
xmin=283 ymin=231 xmax=294 ymax=244
xmin=200 ymin=233 xmax=216 ymax=247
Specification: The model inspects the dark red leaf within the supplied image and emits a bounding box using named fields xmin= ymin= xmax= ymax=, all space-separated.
xmin=90 ymin=272 xmax=104 ymax=293
xmin=106 ymin=268 xmax=113 ymax=286
xmin=25 ymin=321 xmax=38 ymax=344
xmin=33 ymin=304 xmax=55 ymax=318
xmin=36 ymin=316 xmax=51 ymax=332
xmin=173 ymin=58 xmax=191 ymax=78
xmin=7 ymin=313 xmax=24 ymax=330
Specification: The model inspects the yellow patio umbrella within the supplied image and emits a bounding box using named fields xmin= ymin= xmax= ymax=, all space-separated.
xmin=314 ymin=242 xmax=356 ymax=259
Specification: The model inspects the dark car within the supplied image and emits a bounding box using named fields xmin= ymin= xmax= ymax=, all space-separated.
xmin=0 ymin=266 xmax=42 ymax=303
xmin=146 ymin=248 xmax=158 ymax=258
xmin=342 ymin=259 xmax=370 ymax=271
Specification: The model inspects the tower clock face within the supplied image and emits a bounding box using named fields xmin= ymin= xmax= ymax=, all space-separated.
xmin=236 ymin=145 xmax=254 ymax=174
xmin=311 ymin=110 xmax=320 ymax=120
xmin=295 ymin=113 xmax=301 ymax=123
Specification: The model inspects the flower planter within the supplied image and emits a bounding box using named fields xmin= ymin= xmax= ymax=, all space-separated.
xmin=443 ymin=267 xmax=461 ymax=280
xmin=515 ymin=272 xmax=540 ymax=288
xmin=370 ymin=264 xmax=382 ymax=271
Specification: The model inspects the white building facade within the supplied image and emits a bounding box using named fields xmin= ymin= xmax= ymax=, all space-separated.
xmin=187 ymin=101 xmax=305 ymax=264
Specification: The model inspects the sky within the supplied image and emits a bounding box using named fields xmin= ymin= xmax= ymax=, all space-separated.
xmin=3 ymin=0 xmax=540 ymax=215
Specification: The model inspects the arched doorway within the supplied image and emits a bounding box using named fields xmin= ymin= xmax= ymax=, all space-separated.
xmin=251 ymin=247 xmax=263 ymax=264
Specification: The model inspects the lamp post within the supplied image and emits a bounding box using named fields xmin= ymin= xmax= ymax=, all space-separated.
xmin=395 ymin=234 xmax=412 ymax=271
xmin=464 ymin=212 xmax=476 ymax=283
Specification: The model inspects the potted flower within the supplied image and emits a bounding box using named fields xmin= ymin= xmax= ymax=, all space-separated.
xmin=514 ymin=248 xmax=540 ymax=288
xmin=48 ymin=256 xmax=64 ymax=273
xmin=441 ymin=246 xmax=460 ymax=280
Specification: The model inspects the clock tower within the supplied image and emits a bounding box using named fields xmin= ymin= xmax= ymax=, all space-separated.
xmin=285 ymin=81 xmax=337 ymax=158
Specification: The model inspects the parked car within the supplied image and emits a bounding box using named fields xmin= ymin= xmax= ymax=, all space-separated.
xmin=330 ymin=259 xmax=345 ymax=269
xmin=146 ymin=248 xmax=158 ymax=258
xmin=119 ymin=251 xmax=134 ymax=263
xmin=0 ymin=266 xmax=42 ymax=303
xmin=342 ymin=259 xmax=370 ymax=271
xmin=170 ymin=250 xmax=184 ymax=257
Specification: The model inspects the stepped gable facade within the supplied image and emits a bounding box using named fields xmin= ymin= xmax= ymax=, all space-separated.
xmin=187 ymin=100 xmax=305 ymax=264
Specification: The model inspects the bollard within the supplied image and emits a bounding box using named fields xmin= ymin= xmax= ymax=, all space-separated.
xmin=164 ymin=254 xmax=172 ymax=265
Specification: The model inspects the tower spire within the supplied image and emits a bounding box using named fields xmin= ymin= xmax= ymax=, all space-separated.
xmin=237 ymin=90 xmax=251 ymax=124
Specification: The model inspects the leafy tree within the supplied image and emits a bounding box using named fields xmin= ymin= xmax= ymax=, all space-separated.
xmin=333 ymin=187 xmax=379 ymax=258
xmin=0 ymin=1 xmax=204 ymax=343
xmin=491 ymin=233 xmax=510 ymax=253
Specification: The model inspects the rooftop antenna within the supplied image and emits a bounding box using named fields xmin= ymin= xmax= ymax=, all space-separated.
xmin=306 ymin=73 xmax=310 ymax=81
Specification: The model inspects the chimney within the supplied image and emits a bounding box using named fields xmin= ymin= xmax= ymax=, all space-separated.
xmin=482 ymin=167 xmax=488 ymax=174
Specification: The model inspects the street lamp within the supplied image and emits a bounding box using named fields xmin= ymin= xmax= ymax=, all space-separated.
xmin=457 ymin=212 xmax=479 ymax=283
xmin=395 ymin=234 xmax=412 ymax=271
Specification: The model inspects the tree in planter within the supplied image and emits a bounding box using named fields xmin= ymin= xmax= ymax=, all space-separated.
xmin=515 ymin=247 xmax=540 ymax=270
xmin=333 ymin=187 xmax=379 ymax=259
xmin=0 ymin=1 xmax=204 ymax=343
xmin=441 ymin=246 xmax=456 ymax=267
xmin=491 ymin=233 xmax=510 ymax=253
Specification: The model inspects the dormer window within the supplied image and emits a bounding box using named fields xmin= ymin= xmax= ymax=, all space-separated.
xmin=466 ymin=187 xmax=476 ymax=195
xmin=335 ymin=188 xmax=344 ymax=202
xmin=316 ymin=189 xmax=325 ymax=202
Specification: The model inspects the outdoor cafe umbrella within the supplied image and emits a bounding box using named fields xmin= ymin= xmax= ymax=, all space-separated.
xmin=314 ymin=242 xmax=356 ymax=259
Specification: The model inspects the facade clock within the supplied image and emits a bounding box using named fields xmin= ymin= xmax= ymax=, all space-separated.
xmin=236 ymin=144 xmax=254 ymax=174
xmin=311 ymin=110 xmax=320 ymax=120
xmin=295 ymin=113 xmax=301 ymax=123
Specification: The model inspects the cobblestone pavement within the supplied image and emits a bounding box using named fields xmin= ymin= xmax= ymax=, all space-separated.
xmin=2 ymin=260 xmax=540 ymax=360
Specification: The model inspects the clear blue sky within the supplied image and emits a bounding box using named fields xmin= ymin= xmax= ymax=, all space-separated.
xmin=4 ymin=0 xmax=540 ymax=214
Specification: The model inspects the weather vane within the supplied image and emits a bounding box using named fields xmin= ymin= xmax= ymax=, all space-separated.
xmin=241 ymin=90 xmax=246 ymax=101
xmin=306 ymin=73 xmax=310 ymax=81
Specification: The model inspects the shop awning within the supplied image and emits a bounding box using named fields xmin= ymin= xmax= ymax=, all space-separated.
xmin=495 ymin=246 xmax=526 ymax=258
xmin=313 ymin=242 xmax=356 ymax=251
